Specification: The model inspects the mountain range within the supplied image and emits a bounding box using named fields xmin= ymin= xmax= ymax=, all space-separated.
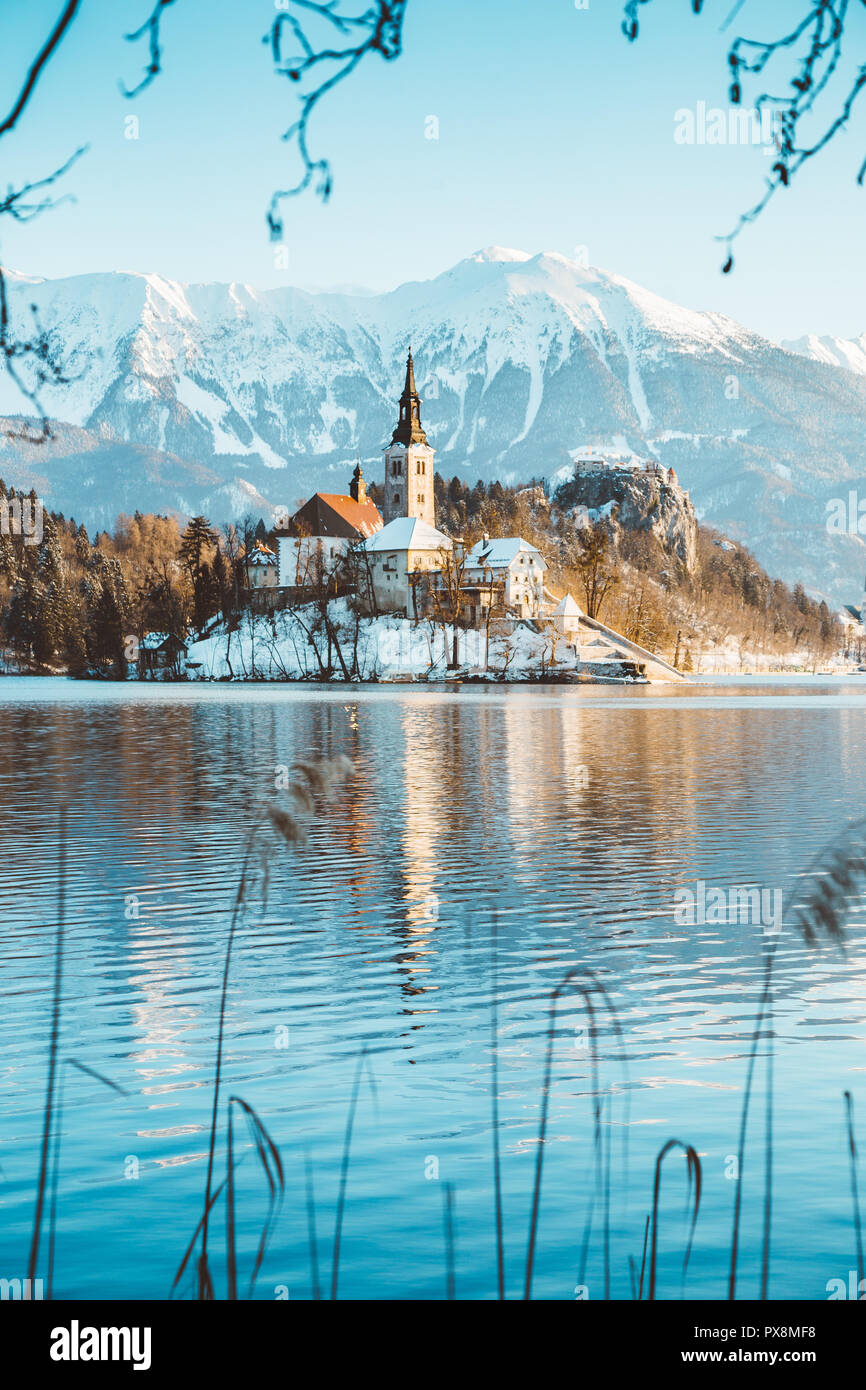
xmin=0 ymin=248 xmax=864 ymax=604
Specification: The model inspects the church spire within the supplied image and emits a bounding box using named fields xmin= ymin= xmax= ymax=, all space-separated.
xmin=349 ymin=456 xmax=366 ymax=504
xmin=404 ymin=347 xmax=417 ymax=397
xmin=391 ymin=348 xmax=428 ymax=446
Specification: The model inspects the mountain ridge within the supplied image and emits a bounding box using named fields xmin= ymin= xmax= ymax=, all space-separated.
xmin=1 ymin=248 xmax=864 ymax=602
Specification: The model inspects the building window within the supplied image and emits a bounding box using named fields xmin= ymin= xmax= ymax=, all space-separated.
xmin=393 ymin=492 xmax=400 ymax=504
xmin=392 ymin=459 xmax=402 ymax=476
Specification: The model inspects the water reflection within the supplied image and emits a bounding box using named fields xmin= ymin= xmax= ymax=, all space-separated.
xmin=0 ymin=678 xmax=865 ymax=1299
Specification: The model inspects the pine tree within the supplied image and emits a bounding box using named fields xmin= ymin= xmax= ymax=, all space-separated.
xmin=180 ymin=516 xmax=219 ymax=632
xmin=74 ymin=524 xmax=91 ymax=565
xmin=5 ymin=572 xmax=45 ymax=663
xmin=0 ymin=535 xmax=19 ymax=583
xmin=37 ymin=515 xmax=63 ymax=587
xmin=211 ymin=545 xmax=231 ymax=618
xmin=180 ymin=516 xmax=217 ymax=575
xmin=83 ymin=552 xmax=131 ymax=675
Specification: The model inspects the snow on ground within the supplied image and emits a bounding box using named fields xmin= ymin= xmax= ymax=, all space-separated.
xmin=182 ymin=600 xmax=854 ymax=683
xmin=690 ymin=633 xmax=837 ymax=674
xmin=184 ymin=600 xmax=584 ymax=682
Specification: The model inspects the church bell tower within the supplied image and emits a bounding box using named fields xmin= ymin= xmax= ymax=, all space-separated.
xmin=383 ymin=349 xmax=436 ymax=526
xmin=349 ymin=459 xmax=366 ymax=504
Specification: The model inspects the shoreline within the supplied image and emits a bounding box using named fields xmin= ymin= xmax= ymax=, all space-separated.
xmin=9 ymin=665 xmax=861 ymax=684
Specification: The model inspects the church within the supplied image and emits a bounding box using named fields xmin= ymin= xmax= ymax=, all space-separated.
xmin=364 ymin=350 xmax=453 ymax=613
xmin=276 ymin=349 xmax=443 ymax=592
xmin=277 ymin=350 xmax=551 ymax=624
xmin=381 ymin=350 xmax=438 ymax=527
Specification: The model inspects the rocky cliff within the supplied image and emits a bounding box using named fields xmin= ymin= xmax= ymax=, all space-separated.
xmin=553 ymin=460 xmax=698 ymax=572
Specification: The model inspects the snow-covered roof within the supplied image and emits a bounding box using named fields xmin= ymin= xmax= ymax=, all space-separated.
xmin=364 ymin=516 xmax=452 ymax=552
xmin=465 ymin=537 xmax=547 ymax=570
xmin=247 ymin=542 xmax=277 ymax=565
xmin=554 ymin=593 xmax=581 ymax=616
xmin=140 ymin=631 xmax=186 ymax=651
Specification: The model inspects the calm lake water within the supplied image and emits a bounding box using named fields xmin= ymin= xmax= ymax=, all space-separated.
xmin=2 ymin=675 xmax=866 ymax=1301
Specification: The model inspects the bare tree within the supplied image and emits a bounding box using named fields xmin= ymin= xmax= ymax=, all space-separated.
xmin=570 ymin=522 xmax=620 ymax=621
xmin=481 ymin=562 xmax=500 ymax=671
xmin=265 ymin=1 xmax=407 ymax=235
xmin=220 ymin=522 xmax=244 ymax=613
xmin=0 ymin=2 xmax=406 ymax=435
xmin=118 ymin=0 xmax=407 ymax=233
xmin=429 ymin=545 xmax=471 ymax=668
xmin=624 ymin=0 xmax=866 ymax=270
xmin=345 ymin=538 xmax=379 ymax=617
xmin=497 ymin=634 xmax=517 ymax=681
xmin=3 ymin=0 xmax=862 ymax=443
xmin=0 ymin=3 xmax=87 ymax=437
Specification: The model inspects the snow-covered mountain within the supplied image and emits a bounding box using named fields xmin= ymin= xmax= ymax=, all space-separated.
xmin=1 ymin=249 xmax=865 ymax=602
xmin=783 ymin=331 xmax=866 ymax=377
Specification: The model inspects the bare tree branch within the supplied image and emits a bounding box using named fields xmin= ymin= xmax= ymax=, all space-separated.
xmin=118 ymin=1 xmax=406 ymax=234
xmin=624 ymin=0 xmax=866 ymax=271
xmin=0 ymin=235 xmax=83 ymax=446
xmin=0 ymin=146 xmax=86 ymax=225
xmin=265 ymin=1 xmax=407 ymax=237
xmin=0 ymin=6 xmax=87 ymax=440
xmin=0 ymin=153 xmax=87 ymax=441
xmin=0 ymin=0 xmax=83 ymax=138
xmin=122 ymin=0 xmax=180 ymax=99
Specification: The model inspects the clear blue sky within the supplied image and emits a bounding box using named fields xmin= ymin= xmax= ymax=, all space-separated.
xmin=1 ymin=0 xmax=865 ymax=339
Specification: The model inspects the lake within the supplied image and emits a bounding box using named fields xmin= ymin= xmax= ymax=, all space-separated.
xmin=1 ymin=675 xmax=865 ymax=1301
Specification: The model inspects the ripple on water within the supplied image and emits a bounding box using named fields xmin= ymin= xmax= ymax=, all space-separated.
xmin=0 ymin=678 xmax=864 ymax=1298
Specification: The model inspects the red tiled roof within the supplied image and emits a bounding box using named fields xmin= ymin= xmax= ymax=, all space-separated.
xmin=281 ymin=492 xmax=383 ymax=540
xmin=318 ymin=494 xmax=383 ymax=536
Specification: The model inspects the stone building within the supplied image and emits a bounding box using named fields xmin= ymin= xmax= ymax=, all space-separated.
xmin=553 ymin=592 xmax=582 ymax=640
xmin=245 ymin=541 xmax=279 ymax=588
xmin=382 ymin=351 xmax=436 ymax=527
xmin=364 ymin=516 xmax=452 ymax=615
xmin=462 ymin=536 xmax=547 ymax=619
xmin=275 ymin=463 xmax=383 ymax=588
